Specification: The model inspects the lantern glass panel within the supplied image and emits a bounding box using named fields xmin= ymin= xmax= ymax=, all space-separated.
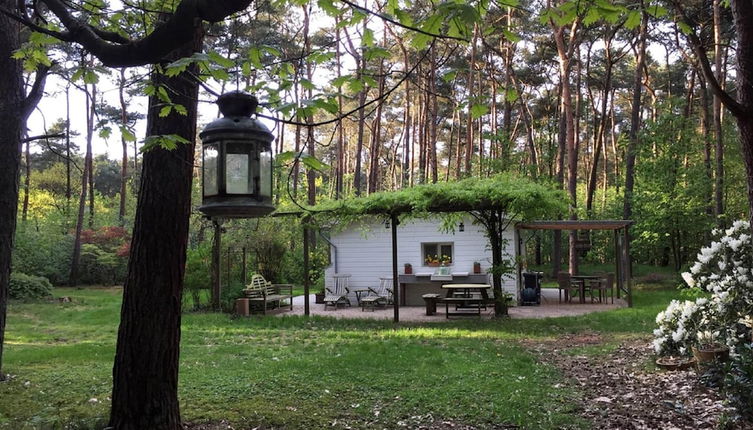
xmin=259 ymin=148 xmax=272 ymax=198
xmin=225 ymin=141 xmax=253 ymax=194
xmin=203 ymin=144 xmax=219 ymax=196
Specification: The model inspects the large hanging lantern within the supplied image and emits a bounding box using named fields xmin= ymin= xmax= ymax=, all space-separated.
xmin=199 ymin=91 xmax=275 ymax=219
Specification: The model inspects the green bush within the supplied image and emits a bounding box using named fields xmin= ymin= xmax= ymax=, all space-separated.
xmin=13 ymin=225 xmax=73 ymax=285
xmin=184 ymin=244 xmax=211 ymax=310
xmin=9 ymin=272 xmax=53 ymax=300
xmin=220 ymin=280 xmax=246 ymax=313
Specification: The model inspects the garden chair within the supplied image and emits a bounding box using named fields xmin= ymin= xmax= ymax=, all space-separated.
xmin=360 ymin=277 xmax=394 ymax=311
xmin=557 ymin=272 xmax=580 ymax=303
xmin=589 ymin=273 xmax=614 ymax=304
xmin=324 ymin=273 xmax=352 ymax=309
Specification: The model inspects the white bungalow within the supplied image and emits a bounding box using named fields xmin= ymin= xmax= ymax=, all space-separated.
xmin=323 ymin=215 xmax=519 ymax=306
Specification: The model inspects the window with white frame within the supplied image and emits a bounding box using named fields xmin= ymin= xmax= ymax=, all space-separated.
xmin=422 ymin=242 xmax=453 ymax=265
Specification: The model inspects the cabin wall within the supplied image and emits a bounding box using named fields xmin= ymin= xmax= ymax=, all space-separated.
xmin=323 ymin=216 xmax=518 ymax=302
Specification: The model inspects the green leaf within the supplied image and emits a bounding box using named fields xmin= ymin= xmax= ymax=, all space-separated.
xmin=173 ymin=104 xmax=188 ymax=116
xmin=119 ymin=126 xmax=137 ymax=142
xmin=505 ymin=88 xmax=518 ymax=103
xmin=470 ymin=104 xmax=489 ymax=119
xmin=677 ymin=21 xmax=692 ymax=35
xmin=83 ymin=70 xmax=99 ymax=85
xmin=157 ymin=86 xmax=170 ymax=103
xmin=159 ymin=105 xmax=172 ymax=117
xmin=207 ymin=51 xmax=234 ymax=69
xmin=347 ymin=79 xmax=364 ymax=93
xmin=624 ymin=10 xmax=642 ymax=30
xmin=364 ymin=46 xmax=390 ymax=61
xmin=442 ymin=70 xmax=458 ymax=82
xmin=363 ymin=28 xmax=375 ymax=47
xmin=300 ymin=154 xmax=330 ymax=172
xmin=301 ymin=78 xmax=316 ymax=91
xmin=318 ymin=0 xmax=341 ymax=16
xmin=248 ymin=47 xmax=262 ymax=69
xmin=98 ymin=127 xmax=111 ymax=139
xmin=331 ymin=75 xmax=351 ymax=88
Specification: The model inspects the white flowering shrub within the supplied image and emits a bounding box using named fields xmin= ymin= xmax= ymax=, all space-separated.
xmin=654 ymin=220 xmax=753 ymax=356
xmin=653 ymin=298 xmax=711 ymax=355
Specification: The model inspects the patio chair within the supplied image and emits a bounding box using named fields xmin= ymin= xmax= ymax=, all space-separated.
xmin=324 ymin=273 xmax=352 ymax=309
xmin=589 ymin=273 xmax=614 ymax=304
xmin=360 ymin=277 xmax=394 ymax=311
xmin=557 ymin=272 xmax=580 ymax=303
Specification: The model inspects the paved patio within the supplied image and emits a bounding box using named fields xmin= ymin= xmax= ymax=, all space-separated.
xmin=279 ymin=289 xmax=628 ymax=322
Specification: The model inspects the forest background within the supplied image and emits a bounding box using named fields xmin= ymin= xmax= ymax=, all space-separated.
xmin=10 ymin=0 xmax=749 ymax=305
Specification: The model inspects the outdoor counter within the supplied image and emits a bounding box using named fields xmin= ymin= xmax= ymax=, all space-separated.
xmin=398 ymin=274 xmax=490 ymax=306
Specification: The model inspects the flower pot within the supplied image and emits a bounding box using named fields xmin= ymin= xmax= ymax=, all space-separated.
xmin=404 ymin=264 xmax=412 ymax=274
xmin=473 ymin=262 xmax=481 ymax=274
xmin=692 ymin=345 xmax=730 ymax=364
xmin=655 ymin=356 xmax=696 ymax=371
xmin=315 ymin=292 xmax=325 ymax=304
xmin=426 ymin=262 xmax=440 ymax=267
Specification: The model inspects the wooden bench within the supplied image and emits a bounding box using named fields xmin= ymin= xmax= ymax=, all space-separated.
xmin=242 ymin=274 xmax=293 ymax=315
xmin=439 ymin=296 xmax=491 ymax=318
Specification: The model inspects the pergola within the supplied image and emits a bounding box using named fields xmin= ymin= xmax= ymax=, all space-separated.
xmin=515 ymin=220 xmax=635 ymax=307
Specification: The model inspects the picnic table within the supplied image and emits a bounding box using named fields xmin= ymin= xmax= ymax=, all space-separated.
xmin=570 ymin=275 xmax=601 ymax=304
xmin=441 ymin=284 xmax=492 ymax=318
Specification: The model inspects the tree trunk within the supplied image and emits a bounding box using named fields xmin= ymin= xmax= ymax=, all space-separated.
xmin=119 ymin=68 xmax=129 ymax=223
xmin=0 ymin=5 xmax=24 ymax=379
xmin=22 ymin=138 xmax=30 ymax=222
xmin=730 ymin=0 xmax=753 ymax=228
xmin=713 ymin=0 xmax=725 ymax=226
xmin=108 ymin=28 xmax=202 ymax=430
xmin=0 ymin=1 xmax=46 ymax=378
xmin=623 ymin=4 xmax=648 ymax=223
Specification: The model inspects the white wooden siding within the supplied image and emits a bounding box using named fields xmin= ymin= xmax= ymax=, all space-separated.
xmin=323 ymin=215 xmax=519 ymax=303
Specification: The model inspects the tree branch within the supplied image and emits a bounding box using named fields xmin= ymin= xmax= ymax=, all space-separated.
xmin=38 ymin=0 xmax=253 ymax=67
xmin=22 ymin=133 xmax=65 ymax=142
xmin=671 ymin=0 xmax=749 ymax=118
xmin=21 ymin=65 xmax=50 ymax=122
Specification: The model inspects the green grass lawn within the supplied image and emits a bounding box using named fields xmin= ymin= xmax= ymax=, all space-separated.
xmin=0 ymin=281 xmax=682 ymax=429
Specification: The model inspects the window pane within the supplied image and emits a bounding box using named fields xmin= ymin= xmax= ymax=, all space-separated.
xmin=203 ymin=145 xmax=218 ymax=196
xmin=440 ymin=244 xmax=453 ymax=263
xmin=259 ymin=149 xmax=272 ymax=198
xmin=226 ymin=153 xmax=250 ymax=194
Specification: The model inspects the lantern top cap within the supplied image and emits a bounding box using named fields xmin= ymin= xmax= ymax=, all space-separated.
xmin=217 ymin=91 xmax=258 ymax=117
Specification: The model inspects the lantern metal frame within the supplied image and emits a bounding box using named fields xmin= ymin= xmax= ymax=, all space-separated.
xmin=199 ymin=91 xmax=275 ymax=219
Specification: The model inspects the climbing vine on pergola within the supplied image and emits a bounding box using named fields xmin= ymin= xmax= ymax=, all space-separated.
xmin=291 ymin=174 xmax=567 ymax=320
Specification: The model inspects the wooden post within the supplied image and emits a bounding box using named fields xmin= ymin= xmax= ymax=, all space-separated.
xmin=624 ymin=227 xmax=632 ymax=307
xmin=241 ymin=246 xmax=247 ymax=286
xmin=391 ymin=213 xmax=399 ymax=323
xmin=211 ymin=219 xmax=222 ymax=311
xmin=303 ymin=218 xmax=310 ymax=316
xmin=614 ymin=229 xmax=622 ymax=300
xmin=515 ymin=227 xmax=523 ymax=303
xmin=226 ymin=246 xmax=232 ymax=286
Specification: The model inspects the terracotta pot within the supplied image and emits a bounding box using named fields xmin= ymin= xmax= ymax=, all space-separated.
xmin=426 ymin=262 xmax=440 ymax=267
xmin=473 ymin=262 xmax=482 ymax=274
xmin=692 ymin=345 xmax=730 ymax=364
xmin=655 ymin=356 xmax=696 ymax=371
xmin=404 ymin=264 xmax=412 ymax=274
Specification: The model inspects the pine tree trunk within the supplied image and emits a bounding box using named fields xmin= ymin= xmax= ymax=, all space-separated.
xmin=0 ymin=4 xmax=25 ymax=378
xmin=119 ymin=69 xmax=129 ymax=223
xmin=108 ymin=28 xmax=202 ymax=430
xmin=713 ymin=0 xmax=725 ymax=226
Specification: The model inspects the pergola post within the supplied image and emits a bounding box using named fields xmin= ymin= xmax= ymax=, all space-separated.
xmin=211 ymin=219 xmax=223 ymax=310
xmin=391 ymin=213 xmax=399 ymax=323
xmin=624 ymin=227 xmax=632 ymax=307
xmin=614 ymin=229 xmax=622 ymax=299
xmin=515 ymin=227 xmax=523 ymax=303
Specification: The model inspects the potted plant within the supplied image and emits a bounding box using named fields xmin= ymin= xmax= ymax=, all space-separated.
xmin=692 ymin=330 xmax=729 ymax=364
xmin=315 ymin=289 xmax=326 ymax=304
xmin=425 ymin=255 xmax=440 ymax=267
xmin=473 ymin=261 xmax=482 ymax=274
xmin=404 ymin=263 xmax=412 ymax=274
